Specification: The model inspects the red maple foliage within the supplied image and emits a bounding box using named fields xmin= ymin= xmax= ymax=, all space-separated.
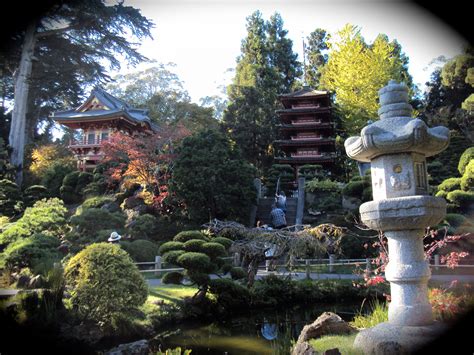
xmin=101 ymin=124 xmax=190 ymax=213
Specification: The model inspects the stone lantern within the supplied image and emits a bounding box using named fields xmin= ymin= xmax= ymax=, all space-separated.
xmin=345 ymin=80 xmax=450 ymax=352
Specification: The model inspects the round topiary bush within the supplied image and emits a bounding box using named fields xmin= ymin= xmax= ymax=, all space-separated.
xmin=183 ymin=239 xmax=206 ymax=252
xmin=159 ymin=241 xmax=185 ymax=255
xmin=162 ymin=250 xmax=186 ymax=265
xmin=176 ymin=252 xmax=213 ymax=273
xmin=64 ymin=243 xmax=147 ymax=328
xmin=120 ymin=239 xmax=159 ymax=262
xmin=208 ymin=278 xmax=250 ymax=310
xmin=342 ymin=181 xmax=366 ymax=198
xmin=230 ymin=267 xmax=247 ymax=280
xmin=173 ymin=230 xmax=207 ymax=243
xmin=211 ymin=237 xmax=233 ymax=249
xmin=23 ymin=185 xmax=48 ymax=207
xmin=162 ymin=271 xmax=184 ymax=285
xmin=201 ymin=242 xmax=227 ymax=259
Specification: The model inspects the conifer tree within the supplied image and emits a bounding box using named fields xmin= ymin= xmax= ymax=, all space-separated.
xmin=222 ymin=11 xmax=301 ymax=172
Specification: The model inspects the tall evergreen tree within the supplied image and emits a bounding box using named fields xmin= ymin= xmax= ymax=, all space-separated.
xmin=222 ymin=11 xmax=301 ymax=172
xmin=304 ymin=28 xmax=329 ymax=88
xmin=4 ymin=0 xmax=153 ymax=185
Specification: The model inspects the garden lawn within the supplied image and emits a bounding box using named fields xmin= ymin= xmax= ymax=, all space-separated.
xmin=309 ymin=334 xmax=363 ymax=355
xmin=149 ymin=284 xmax=198 ymax=304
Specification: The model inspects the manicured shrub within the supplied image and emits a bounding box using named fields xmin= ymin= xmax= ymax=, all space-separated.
xmin=208 ymin=278 xmax=251 ymax=310
xmin=60 ymin=171 xmax=93 ymax=203
xmin=460 ymin=160 xmax=473 ymax=191
xmin=230 ymin=266 xmax=247 ymax=280
xmin=173 ymin=230 xmax=207 ymax=243
xmin=211 ymin=237 xmax=233 ymax=249
xmin=201 ymin=242 xmax=226 ymax=259
xmin=298 ymin=165 xmax=324 ymax=180
xmin=446 ymin=190 xmax=474 ymax=212
xmin=159 ymin=241 xmax=185 ymax=255
xmin=120 ymin=239 xmax=159 ymax=262
xmin=41 ymin=162 xmax=75 ymax=197
xmin=23 ymin=185 xmax=48 ymax=207
xmin=162 ymin=271 xmax=184 ymax=284
xmin=306 ymin=179 xmax=341 ymax=193
xmin=0 ymin=198 xmax=68 ymax=249
xmin=183 ymin=239 xmax=206 ymax=252
xmin=79 ymin=195 xmax=116 ymax=211
xmin=161 ymin=250 xmax=186 ymax=265
xmin=64 ymin=243 xmax=148 ymax=329
xmin=128 ymin=214 xmax=160 ymax=240
xmin=176 ymin=252 xmax=213 ymax=273
xmin=444 ymin=213 xmax=467 ymax=229
xmin=69 ymin=208 xmax=125 ymax=236
xmin=458 ymin=147 xmax=474 ymax=175
xmin=0 ymin=233 xmax=61 ymax=273
xmin=0 ymin=179 xmax=23 ymax=217
xmin=438 ymin=178 xmax=461 ymax=193
xmin=342 ymin=181 xmax=366 ymax=198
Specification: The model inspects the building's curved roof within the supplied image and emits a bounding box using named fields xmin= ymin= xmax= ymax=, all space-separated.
xmin=52 ymin=87 xmax=158 ymax=131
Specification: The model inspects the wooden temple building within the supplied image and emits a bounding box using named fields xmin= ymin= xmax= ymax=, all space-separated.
xmin=274 ymin=86 xmax=336 ymax=174
xmin=52 ymin=87 xmax=157 ymax=171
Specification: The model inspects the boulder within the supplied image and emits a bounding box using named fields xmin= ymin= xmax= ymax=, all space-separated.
xmin=292 ymin=312 xmax=357 ymax=355
xmin=105 ymin=339 xmax=149 ymax=355
xmin=297 ymin=312 xmax=357 ymax=343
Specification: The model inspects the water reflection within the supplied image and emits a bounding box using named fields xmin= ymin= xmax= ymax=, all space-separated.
xmin=152 ymin=303 xmax=359 ymax=354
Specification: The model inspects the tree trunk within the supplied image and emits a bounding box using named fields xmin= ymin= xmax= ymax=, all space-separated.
xmin=9 ymin=22 xmax=37 ymax=186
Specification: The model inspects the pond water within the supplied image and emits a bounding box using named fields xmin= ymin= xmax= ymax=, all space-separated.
xmin=150 ymin=303 xmax=361 ymax=355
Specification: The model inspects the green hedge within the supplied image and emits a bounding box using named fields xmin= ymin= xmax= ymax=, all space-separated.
xmin=159 ymin=241 xmax=185 ymax=255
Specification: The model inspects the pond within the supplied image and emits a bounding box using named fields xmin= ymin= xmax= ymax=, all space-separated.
xmin=150 ymin=302 xmax=361 ymax=354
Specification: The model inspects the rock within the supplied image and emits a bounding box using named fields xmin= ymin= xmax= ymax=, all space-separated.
xmin=296 ymin=312 xmax=357 ymax=343
xmin=292 ymin=341 xmax=319 ymax=355
xmin=105 ymin=339 xmax=149 ymax=355
xmin=292 ymin=312 xmax=356 ymax=355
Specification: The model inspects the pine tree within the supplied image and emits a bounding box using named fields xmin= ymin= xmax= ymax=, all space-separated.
xmin=222 ymin=11 xmax=301 ymax=172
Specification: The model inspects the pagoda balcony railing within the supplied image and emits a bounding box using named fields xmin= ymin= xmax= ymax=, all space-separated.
xmin=291 ymin=119 xmax=321 ymax=125
xmin=69 ymin=137 xmax=109 ymax=148
xmin=274 ymin=138 xmax=335 ymax=146
xmin=275 ymin=153 xmax=337 ymax=163
xmin=291 ymin=104 xmax=320 ymax=109
xmin=290 ymin=135 xmax=325 ymax=140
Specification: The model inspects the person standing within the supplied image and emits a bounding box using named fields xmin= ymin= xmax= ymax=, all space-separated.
xmin=275 ymin=190 xmax=287 ymax=213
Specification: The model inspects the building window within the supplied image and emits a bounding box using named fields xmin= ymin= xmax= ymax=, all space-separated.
xmin=87 ymin=133 xmax=95 ymax=144
xmin=414 ymin=162 xmax=427 ymax=189
xmin=101 ymin=132 xmax=109 ymax=141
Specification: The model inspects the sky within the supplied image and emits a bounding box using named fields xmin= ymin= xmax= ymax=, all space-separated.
xmin=119 ymin=0 xmax=469 ymax=103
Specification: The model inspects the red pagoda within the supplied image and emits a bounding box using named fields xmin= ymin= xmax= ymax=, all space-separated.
xmin=51 ymin=87 xmax=157 ymax=171
xmin=274 ymin=86 xmax=336 ymax=173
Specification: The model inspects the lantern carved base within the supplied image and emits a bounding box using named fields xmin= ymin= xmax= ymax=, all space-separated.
xmin=353 ymin=321 xmax=446 ymax=354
